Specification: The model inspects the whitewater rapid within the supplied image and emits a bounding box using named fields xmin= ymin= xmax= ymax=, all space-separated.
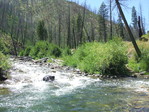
xmin=1 ymin=58 xmax=149 ymax=112
xmin=0 ymin=58 xmax=100 ymax=96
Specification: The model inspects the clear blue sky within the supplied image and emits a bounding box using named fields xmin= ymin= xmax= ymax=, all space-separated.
xmin=68 ymin=0 xmax=149 ymax=32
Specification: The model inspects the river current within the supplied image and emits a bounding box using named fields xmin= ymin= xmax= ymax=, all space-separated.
xmin=0 ymin=58 xmax=149 ymax=112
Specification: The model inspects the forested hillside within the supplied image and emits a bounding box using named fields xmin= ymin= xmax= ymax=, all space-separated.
xmin=0 ymin=0 xmax=135 ymax=51
xmin=0 ymin=0 xmax=148 ymax=77
xmin=0 ymin=0 xmax=96 ymax=49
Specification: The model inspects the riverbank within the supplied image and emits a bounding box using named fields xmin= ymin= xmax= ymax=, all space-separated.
xmin=1 ymin=56 xmax=149 ymax=111
xmin=0 ymin=52 xmax=10 ymax=81
xmin=11 ymin=56 xmax=149 ymax=80
xmin=0 ymin=56 xmax=99 ymax=95
xmin=17 ymin=39 xmax=149 ymax=78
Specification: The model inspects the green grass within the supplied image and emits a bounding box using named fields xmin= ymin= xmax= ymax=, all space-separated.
xmin=63 ymin=38 xmax=128 ymax=77
xmin=128 ymin=47 xmax=149 ymax=72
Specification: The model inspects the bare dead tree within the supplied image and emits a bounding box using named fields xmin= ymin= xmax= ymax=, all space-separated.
xmin=115 ymin=0 xmax=141 ymax=57
xmin=58 ymin=14 xmax=62 ymax=47
xmin=139 ymin=4 xmax=145 ymax=34
xmin=138 ymin=16 xmax=143 ymax=38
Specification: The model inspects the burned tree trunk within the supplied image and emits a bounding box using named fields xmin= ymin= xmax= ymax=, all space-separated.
xmin=115 ymin=0 xmax=141 ymax=57
xmin=138 ymin=16 xmax=143 ymax=39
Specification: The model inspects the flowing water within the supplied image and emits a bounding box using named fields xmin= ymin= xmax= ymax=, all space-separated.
xmin=0 ymin=58 xmax=149 ymax=112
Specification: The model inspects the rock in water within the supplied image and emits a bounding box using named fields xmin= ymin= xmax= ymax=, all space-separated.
xmin=0 ymin=75 xmax=7 ymax=81
xmin=18 ymin=56 xmax=33 ymax=61
xmin=0 ymin=69 xmax=8 ymax=81
xmin=43 ymin=75 xmax=55 ymax=82
xmin=34 ymin=58 xmax=49 ymax=64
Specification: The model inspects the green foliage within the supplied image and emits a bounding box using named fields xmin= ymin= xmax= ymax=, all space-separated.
xmin=0 ymin=51 xmax=10 ymax=72
xmin=19 ymin=46 xmax=32 ymax=56
xmin=62 ymin=47 xmax=72 ymax=57
xmin=37 ymin=20 xmax=48 ymax=41
xmin=29 ymin=41 xmax=49 ymax=59
xmin=142 ymin=33 xmax=149 ymax=39
xmin=51 ymin=46 xmax=62 ymax=57
xmin=0 ymin=31 xmax=15 ymax=55
xmin=63 ymin=38 xmax=128 ymax=76
xmin=128 ymin=47 xmax=149 ymax=72
xmin=0 ymin=38 xmax=10 ymax=54
xmin=19 ymin=41 xmax=62 ymax=59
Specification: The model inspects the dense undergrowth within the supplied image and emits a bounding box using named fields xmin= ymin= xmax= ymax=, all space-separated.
xmin=63 ymin=38 xmax=128 ymax=77
xmin=0 ymin=51 xmax=10 ymax=81
xmin=17 ymin=35 xmax=149 ymax=77
xmin=127 ymin=40 xmax=149 ymax=72
xmin=19 ymin=41 xmax=62 ymax=59
xmin=0 ymin=31 xmax=12 ymax=55
xmin=0 ymin=31 xmax=11 ymax=80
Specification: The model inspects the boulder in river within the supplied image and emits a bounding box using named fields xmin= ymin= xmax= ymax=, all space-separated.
xmin=0 ymin=70 xmax=7 ymax=81
xmin=0 ymin=75 xmax=7 ymax=81
xmin=43 ymin=75 xmax=55 ymax=82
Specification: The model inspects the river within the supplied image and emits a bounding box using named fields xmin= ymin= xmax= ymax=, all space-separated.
xmin=0 ymin=58 xmax=149 ymax=112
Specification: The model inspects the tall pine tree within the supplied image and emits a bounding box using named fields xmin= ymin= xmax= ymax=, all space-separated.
xmin=131 ymin=6 xmax=138 ymax=29
xmin=98 ymin=2 xmax=108 ymax=42
xmin=117 ymin=14 xmax=124 ymax=39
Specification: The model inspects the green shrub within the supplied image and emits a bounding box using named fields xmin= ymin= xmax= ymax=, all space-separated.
xmin=63 ymin=38 xmax=128 ymax=76
xmin=19 ymin=50 xmax=24 ymax=56
xmin=51 ymin=47 xmax=61 ymax=57
xmin=0 ymin=51 xmax=10 ymax=80
xmin=63 ymin=55 xmax=78 ymax=67
xmin=0 ymin=39 xmax=10 ymax=54
xmin=20 ymin=41 xmax=62 ymax=59
xmin=19 ymin=46 xmax=32 ymax=56
xmin=62 ymin=47 xmax=72 ymax=57
xmin=128 ymin=47 xmax=149 ymax=72
xmin=31 ymin=41 xmax=49 ymax=59
xmin=0 ymin=52 xmax=10 ymax=71
xmin=24 ymin=47 xmax=32 ymax=56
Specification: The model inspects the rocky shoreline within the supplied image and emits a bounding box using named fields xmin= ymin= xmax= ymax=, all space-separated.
xmin=12 ymin=56 xmax=149 ymax=80
xmin=15 ymin=56 xmax=88 ymax=76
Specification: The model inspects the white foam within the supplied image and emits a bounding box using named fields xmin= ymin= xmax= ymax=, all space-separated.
xmin=1 ymin=59 xmax=99 ymax=95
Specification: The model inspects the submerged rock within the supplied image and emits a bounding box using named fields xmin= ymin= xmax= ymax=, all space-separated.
xmin=43 ymin=75 xmax=55 ymax=82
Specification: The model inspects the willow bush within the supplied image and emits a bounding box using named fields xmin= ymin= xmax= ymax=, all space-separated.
xmin=0 ymin=51 xmax=10 ymax=81
xmin=19 ymin=41 xmax=62 ymax=59
xmin=63 ymin=38 xmax=128 ymax=77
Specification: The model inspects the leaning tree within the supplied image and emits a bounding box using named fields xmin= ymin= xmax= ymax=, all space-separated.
xmin=115 ymin=0 xmax=141 ymax=57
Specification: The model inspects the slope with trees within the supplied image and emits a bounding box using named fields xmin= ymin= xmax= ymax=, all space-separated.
xmin=0 ymin=0 xmax=149 ymax=78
